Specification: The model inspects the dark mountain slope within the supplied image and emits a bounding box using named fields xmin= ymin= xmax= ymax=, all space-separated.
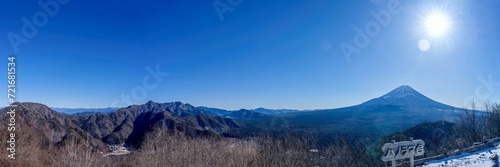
xmin=0 ymin=102 xmax=107 ymax=150
xmin=124 ymin=110 xmax=239 ymax=148
xmin=72 ymin=101 xmax=240 ymax=145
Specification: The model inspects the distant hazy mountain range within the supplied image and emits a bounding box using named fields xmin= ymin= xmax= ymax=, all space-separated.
xmin=0 ymin=85 xmax=464 ymax=151
xmin=53 ymin=104 xmax=301 ymax=118
xmin=51 ymin=107 xmax=118 ymax=115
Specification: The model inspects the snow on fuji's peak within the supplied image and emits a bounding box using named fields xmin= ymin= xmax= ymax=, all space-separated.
xmin=381 ymin=85 xmax=424 ymax=99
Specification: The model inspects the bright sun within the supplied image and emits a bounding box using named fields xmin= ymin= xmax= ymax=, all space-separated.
xmin=424 ymin=12 xmax=451 ymax=38
xmin=418 ymin=7 xmax=454 ymax=52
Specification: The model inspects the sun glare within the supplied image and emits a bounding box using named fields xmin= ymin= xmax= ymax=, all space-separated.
xmin=423 ymin=11 xmax=452 ymax=38
xmin=417 ymin=6 xmax=455 ymax=52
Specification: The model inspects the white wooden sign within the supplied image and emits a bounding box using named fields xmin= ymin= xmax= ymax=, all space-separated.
xmin=381 ymin=139 xmax=425 ymax=167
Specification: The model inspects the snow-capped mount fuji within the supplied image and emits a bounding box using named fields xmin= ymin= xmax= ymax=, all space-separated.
xmin=360 ymin=85 xmax=458 ymax=110
xmin=278 ymin=85 xmax=462 ymax=138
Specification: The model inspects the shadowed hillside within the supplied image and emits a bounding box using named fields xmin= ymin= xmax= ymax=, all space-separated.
xmin=70 ymin=101 xmax=240 ymax=147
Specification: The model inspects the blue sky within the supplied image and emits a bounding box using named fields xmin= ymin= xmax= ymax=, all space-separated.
xmin=1 ymin=0 xmax=499 ymax=110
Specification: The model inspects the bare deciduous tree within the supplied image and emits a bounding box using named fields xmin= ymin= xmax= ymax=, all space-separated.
xmin=455 ymin=100 xmax=483 ymax=145
xmin=484 ymin=103 xmax=500 ymax=138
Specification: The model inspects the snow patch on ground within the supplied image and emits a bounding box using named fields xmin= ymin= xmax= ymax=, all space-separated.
xmin=422 ymin=142 xmax=500 ymax=167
